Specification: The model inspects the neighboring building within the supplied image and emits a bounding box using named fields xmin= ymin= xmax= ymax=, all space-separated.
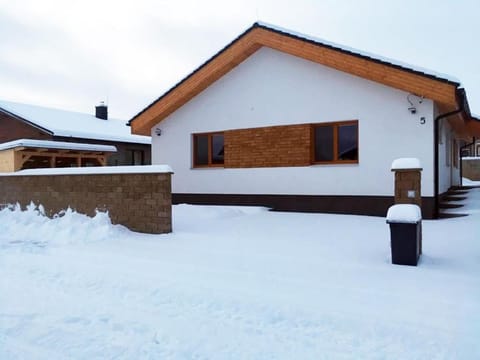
xmin=0 ymin=139 xmax=117 ymax=172
xmin=0 ymin=100 xmax=151 ymax=168
xmin=128 ymin=22 xmax=480 ymax=219
xmin=460 ymin=116 xmax=480 ymax=157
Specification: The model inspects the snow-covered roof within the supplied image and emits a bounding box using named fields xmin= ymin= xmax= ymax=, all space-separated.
xmin=2 ymin=164 xmax=173 ymax=176
xmin=386 ymin=204 xmax=422 ymax=223
xmin=256 ymin=22 xmax=461 ymax=85
xmin=0 ymin=139 xmax=117 ymax=152
xmin=391 ymin=158 xmax=422 ymax=171
xmin=0 ymin=100 xmax=151 ymax=145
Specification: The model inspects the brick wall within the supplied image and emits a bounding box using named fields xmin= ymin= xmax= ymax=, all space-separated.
xmin=462 ymin=158 xmax=480 ymax=181
xmin=0 ymin=171 xmax=172 ymax=234
xmin=0 ymin=113 xmax=52 ymax=142
xmin=225 ymin=124 xmax=311 ymax=168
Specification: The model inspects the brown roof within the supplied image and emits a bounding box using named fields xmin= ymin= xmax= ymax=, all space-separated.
xmin=129 ymin=22 xmax=467 ymax=135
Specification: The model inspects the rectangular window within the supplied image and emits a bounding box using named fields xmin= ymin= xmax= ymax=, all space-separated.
xmin=129 ymin=150 xmax=144 ymax=165
xmin=193 ymin=132 xmax=224 ymax=167
xmin=313 ymin=121 xmax=358 ymax=164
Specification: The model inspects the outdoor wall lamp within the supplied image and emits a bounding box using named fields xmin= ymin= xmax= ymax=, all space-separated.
xmin=407 ymin=94 xmax=424 ymax=114
xmin=155 ymin=128 xmax=162 ymax=136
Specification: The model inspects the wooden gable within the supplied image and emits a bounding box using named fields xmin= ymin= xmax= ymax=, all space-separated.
xmin=130 ymin=23 xmax=461 ymax=135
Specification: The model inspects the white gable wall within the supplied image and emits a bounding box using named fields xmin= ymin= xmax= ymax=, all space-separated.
xmin=152 ymin=47 xmax=436 ymax=197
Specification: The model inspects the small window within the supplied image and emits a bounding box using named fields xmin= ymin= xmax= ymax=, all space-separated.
xmin=313 ymin=121 xmax=358 ymax=164
xmin=193 ymin=132 xmax=224 ymax=167
xmin=129 ymin=150 xmax=144 ymax=165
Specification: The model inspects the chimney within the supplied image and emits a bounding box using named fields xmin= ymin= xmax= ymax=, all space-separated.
xmin=95 ymin=101 xmax=108 ymax=120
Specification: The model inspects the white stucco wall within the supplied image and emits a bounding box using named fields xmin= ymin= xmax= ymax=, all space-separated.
xmin=438 ymin=118 xmax=451 ymax=194
xmin=436 ymin=105 xmax=461 ymax=194
xmin=152 ymin=47 xmax=436 ymax=197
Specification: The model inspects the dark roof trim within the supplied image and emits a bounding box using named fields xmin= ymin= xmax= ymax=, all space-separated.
xmin=0 ymin=106 xmax=53 ymax=135
xmin=129 ymin=22 xmax=461 ymax=125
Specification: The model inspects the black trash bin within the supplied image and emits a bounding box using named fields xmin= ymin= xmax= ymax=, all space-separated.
xmin=386 ymin=204 xmax=422 ymax=266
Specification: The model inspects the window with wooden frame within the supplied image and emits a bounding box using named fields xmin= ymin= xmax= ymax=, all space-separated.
xmin=312 ymin=120 xmax=358 ymax=164
xmin=193 ymin=132 xmax=224 ymax=167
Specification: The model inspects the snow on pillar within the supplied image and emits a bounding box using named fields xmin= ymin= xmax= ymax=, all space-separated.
xmin=391 ymin=158 xmax=422 ymax=207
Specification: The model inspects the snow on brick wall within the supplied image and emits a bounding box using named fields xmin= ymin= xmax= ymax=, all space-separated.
xmin=462 ymin=158 xmax=480 ymax=181
xmin=0 ymin=172 xmax=172 ymax=234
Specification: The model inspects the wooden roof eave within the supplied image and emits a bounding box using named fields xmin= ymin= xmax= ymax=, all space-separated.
xmin=131 ymin=33 xmax=262 ymax=135
xmin=448 ymin=115 xmax=470 ymax=140
xmin=443 ymin=106 xmax=480 ymax=141
xmin=254 ymin=28 xmax=458 ymax=106
xmin=463 ymin=117 xmax=480 ymax=138
xmin=130 ymin=24 xmax=461 ymax=136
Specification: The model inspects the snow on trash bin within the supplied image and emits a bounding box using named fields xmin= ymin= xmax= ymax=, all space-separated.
xmin=386 ymin=204 xmax=422 ymax=224
xmin=390 ymin=158 xmax=422 ymax=171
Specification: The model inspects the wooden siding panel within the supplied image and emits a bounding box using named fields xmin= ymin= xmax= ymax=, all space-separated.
xmin=255 ymin=29 xmax=457 ymax=106
xmin=132 ymin=39 xmax=262 ymax=135
xmin=131 ymin=26 xmax=459 ymax=135
xmin=0 ymin=149 xmax=15 ymax=172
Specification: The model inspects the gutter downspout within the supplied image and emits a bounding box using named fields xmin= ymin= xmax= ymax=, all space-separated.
xmin=433 ymin=92 xmax=464 ymax=218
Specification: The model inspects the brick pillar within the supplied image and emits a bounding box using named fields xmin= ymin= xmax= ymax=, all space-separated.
xmin=391 ymin=163 xmax=423 ymax=254
xmin=392 ymin=168 xmax=422 ymax=207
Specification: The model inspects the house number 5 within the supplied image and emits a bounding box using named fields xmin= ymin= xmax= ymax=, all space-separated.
xmin=420 ymin=117 xmax=426 ymax=124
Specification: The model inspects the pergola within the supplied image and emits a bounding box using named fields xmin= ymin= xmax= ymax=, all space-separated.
xmin=0 ymin=139 xmax=117 ymax=172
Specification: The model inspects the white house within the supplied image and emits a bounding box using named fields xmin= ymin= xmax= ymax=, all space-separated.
xmin=129 ymin=22 xmax=480 ymax=219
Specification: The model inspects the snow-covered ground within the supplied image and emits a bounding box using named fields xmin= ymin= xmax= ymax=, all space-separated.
xmin=463 ymin=177 xmax=480 ymax=186
xmin=1 ymin=192 xmax=480 ymax=359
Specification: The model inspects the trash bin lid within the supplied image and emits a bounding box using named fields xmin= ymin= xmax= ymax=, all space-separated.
xmin=386 ymin=204 xmax=422 ymax=224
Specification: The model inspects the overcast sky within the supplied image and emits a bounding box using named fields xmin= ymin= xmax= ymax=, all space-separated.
xmin=0 ymin=0 xmax=479 ymax=120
